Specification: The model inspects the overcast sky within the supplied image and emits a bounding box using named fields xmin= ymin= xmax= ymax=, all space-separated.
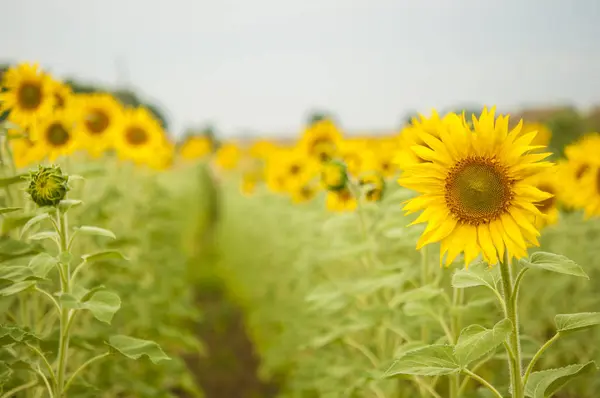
xmin=2 ymin=0 xmax=599 ymax=137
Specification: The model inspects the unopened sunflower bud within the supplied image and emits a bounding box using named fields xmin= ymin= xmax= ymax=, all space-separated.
xmin=25 ymin=165 xmax=69 ymax=207
xmin=321 ymin=160 xmax=347 ymax=191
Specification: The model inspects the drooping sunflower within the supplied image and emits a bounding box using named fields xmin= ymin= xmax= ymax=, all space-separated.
xmin=0 ymin=63 xmax=56 ymax=129
xmin=399 ymin=107 xmax=553 ymax=266
xmin=30 ymin=109 xmax=80 ymax=161
xmin=299 ymin=119 xmax=343 ymax=162
xmin=76 ymin=93 xmax=124 ymax=157
xmin=115 ymin=107 xmax=165 ymax=164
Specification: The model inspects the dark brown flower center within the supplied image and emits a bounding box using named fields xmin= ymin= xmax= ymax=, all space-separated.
xmin=85 ymin=110 xmax=110 ymax=134
xmin=18 ymin=82 xmax=43 ymax=110
xmin=534 ymin=183 xmax=555 ymax=213
xmin=289 ymin=163 xmax=302 ymax=175
xmin=446 ymin=157 xmax=513 ymax=224
xmin=575 ymin=164 xmax=589 ymax=180
xmin=46 ymin=123 xmax=70 ymax=146
xmin=125 ymin=127 xmax=148 ymax=145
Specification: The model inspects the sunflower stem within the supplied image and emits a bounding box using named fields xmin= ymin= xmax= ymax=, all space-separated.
xmin=420 ymin=246 xmax=430 ymax=343
xmin=499 ymin=253 xmax=523 ymax=398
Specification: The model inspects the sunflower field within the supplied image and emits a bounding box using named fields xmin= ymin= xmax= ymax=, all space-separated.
xmin=0 ymin=61 xmax=599 ymax=398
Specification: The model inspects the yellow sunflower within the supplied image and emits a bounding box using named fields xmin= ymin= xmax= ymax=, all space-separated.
xmin=529 ymin=166 xmax=560 ymax=228
xmin=291 ymin=183 xmax=318 ymax=204
xmin=359 ymin=172 xmax=385 ymax=202
xmin=265 ymin=148 xmax=317 ymax=194
xmin=321 ymin=160 xmax=348 ymax=191
xmin=146 ymin=139 xmax=175 ymax=171
xmin=338 ymin=138 xmax=370 ymax=176
xmin=180 ymin=136 xmax=213 ymax=161
xmin=50 ymin=78 xmax=74 ymax=110
xmin=76 ymin=93 xmax=124 ymax=158
xmin=0 ymin=63 xmax=56 ymax=129
xmin=326 ymin=188 xmax=357 ymax=212
xmin=115 ymin=107 xmax=165 ymax=164
xmin=563 ymin=133 xmax=600 ymax=218
xmin=215 ymin=142 xmax=242 ymax=171
xmin=399 ymin=107 xmax=553 ymax=266
xmin=395 ymin=110 xmax=446 ymax=170
xmin=9 ymin=134 xmax=46 ymax=169
xmin=30 ymin=109 xmax=80 ymax=162
xmin=299 ymin=119 xmax=343 ymax=162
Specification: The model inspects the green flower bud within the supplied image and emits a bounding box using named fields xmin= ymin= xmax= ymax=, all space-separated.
xmin=25 ymin=165 xmax=69 ymax=207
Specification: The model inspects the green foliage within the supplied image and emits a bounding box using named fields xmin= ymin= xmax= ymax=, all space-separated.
xmin=524 ymin=361 xmax=598 ymax=398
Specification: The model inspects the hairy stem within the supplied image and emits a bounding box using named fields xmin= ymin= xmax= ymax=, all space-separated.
xmin=499 ymin=253 xmax=523 ymax=398
xmin=523 ymin=332 xmax=561 ymax=387
xmin=461 ymin=369 xmax=503 ymax=398
xmin=55 ymin=209 xmax=71 ymax=397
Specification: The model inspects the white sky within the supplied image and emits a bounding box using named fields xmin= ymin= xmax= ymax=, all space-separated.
xmin=2 ymin=0 xmax=600 ymax=137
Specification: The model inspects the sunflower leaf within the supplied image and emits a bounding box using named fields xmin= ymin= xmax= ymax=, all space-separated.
xmin=555 ymin=312 xmax=600 ymax=333
xmin=524 ymin=361 xmax=598 ymax=398
xmin=451 ymin=261 xmax=499 ymax=290
xmin=454 ymin=319 xmax=513 ymax=367
xmin=382 ymin=344 xmax=460 ymax=377
xmin=519 ymin=252 xmax=588 ymax=279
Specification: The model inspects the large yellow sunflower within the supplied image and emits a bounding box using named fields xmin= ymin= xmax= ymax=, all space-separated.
xmin=115 ymin=107 xmax=165 ymax=164
xmin=30 ymin=109 xmax=80 ymax=162
xmin=0 ymin=63 xmax=56 ymax=129
xmin=399 ymin=107 xmax=553 ymax=266
xmin=76 ymin=93 xmax=124 ymax=157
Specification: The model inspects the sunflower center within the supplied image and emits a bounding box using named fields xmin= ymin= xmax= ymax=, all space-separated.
xmin=85 ymin=110 xmax=110 ymax=134
xmin=535 ymin=183 xmax=555 ymax=213
xmin=289 ymin=164 xmax=301 ymax=175
xmin=55 ymin=93 xmax=66 ymax=109
xmin=445 ymin=157 xmax=512 ymax=224
xmin=575 ymin=164 xmax=589 ymax=180
xmin=46 ymin=123 xmax=71 ymax=146
xmin=311 ymin=138 xmax=335 ymax=162
xmin=18 ymin=82 xmax=43 ymax=110
xmin=125 ymin=127 xmax=148 ymax=145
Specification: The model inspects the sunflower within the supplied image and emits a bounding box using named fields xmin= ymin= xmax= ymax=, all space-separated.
xmin=115 ymin=107 xmax=165 ymax=164
xmin=180 ymin=136 xmax=213 ymax=160
xmin=395 ymin=110 xmax=446 ymax=170
xmin=9 ymin=134 xmax=46 ymax=169
xmin=265 ymin=148 xmax=317 ymax=194
xmin=146 ymin=139 xmax=175 ymax=171
xmin=0 ymin=63 xmax=56 ymax=129
xmin=338 ymin=138 xmax=370 ymax=176
xmin=519 ymin=121 xmax=552 ymax=148
xmin=299 ymin=119 xmax=343 ymax=162
xmin=529 ymin=166 xmax=560 ymax=228
xmin=399 ymin=107 xmax=553 ymax=266
xmin=76 ymin=93 xmax=124 ymax=158
xmin=50 ymin=78 xmax=74 ymax=110
xmin=321 ymin=160 xmax=348 ymax=191
xmin=359 ymin=172 xmax=385 ymax=202
xmin=30 ymin=109 xmax=80 ymax=161
xmin=215 ymin=143 xmax=242 ymax=171
xmin=291 ymin=183 xmax=318 ymax=204
xmin=326 ymin=187 xmax=357 ymax=212
xmin=563 ymin=133 xmax=600 ymax=218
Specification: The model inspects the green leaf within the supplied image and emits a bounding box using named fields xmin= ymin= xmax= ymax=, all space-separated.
xmin=555 ymin=312 xmax=600 ymax=332
xmin=0 ymin=266 xmax=37 ymax=283
xmin=81 ymin=250 xmax=127 ymax=263
xmin=28 ymin=253 xmax=58 ymax=278
xmin=524 ymin=361 xmax=598 ymax=398
xmin=28 ymin=231 xmax=59 ymax=242
xmin=74 ymin=226 xmax=116 ymax=240
xmin=520 ymin=252 xmax=588 ymax=279
xmin=0 ymin=361 xmax=12 ymax=385
xmin=389 ymin=285 xmax=442 ymax=308
xmin=383 ymin=345 xmax=459 ymax=377
xmin=58 ymin=199 xmax=83 ymax=212
xmin=0 ymin=237 xmax=41 ymax=263
xmin=82 ymin=291 xmax=121 ymax=324
xmin=0 ymin=325 xmax=39 ymax=345
xmin=0 ymin=281 xmax=36 ymax=296
xmin=451 ymin=261 xmax=500 ymax=290
xmin=19 ymin=213 xmax=51 ymax=239
xmin=107 ymin=335 xmax=170 ymax=364
xmin=0 ymin=207 xmax=22 ymax=215
xmin=454 ymin=319 xmax=513 ymax=367
xmin=0 ymin=174 xmax=27 ymax=188
xmin=58 ymin=293 xmax=81 ymax=310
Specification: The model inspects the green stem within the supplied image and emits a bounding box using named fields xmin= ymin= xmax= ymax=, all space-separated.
xmin=499 ymin=253 xmax=523 ymax=398
xmin=450 ymin=287 xmax=463 ymax=398
xmin=25 ymin=342 xmax=56 ymax=386
xmin=55 ymin=208 xmax=71 ymax=397
xmin=63 ymin=352 xmax=110 ymax=394
xmin=0 ymin=380 xmax=38 ymax=398
xmin=461 ymin=369 xmax=503 ymax=398
xmin=420 ymin=246 xmax=430 ymax=343
xmin=458 ymin=352 xmax=496 ymax=396
xmin=413 ymin=376 xmax=442 ymax=398
xmin=523 ymin=332 xmax=560 ymax=387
